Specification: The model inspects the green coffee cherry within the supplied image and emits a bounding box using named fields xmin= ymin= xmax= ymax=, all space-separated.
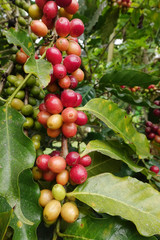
xmin=21 ymin=104 xmax=33 ymax=116
xmin=28 ymin=96 xmax=37 ymax=106
xmin=23 ymin=117 xmax=34 ymax=129
xmin=11 ymin=98 xmax=24 ymax=110
xmin=15 ymin=90 xmax=25 ymax=100
xmin=52 ymin=184 xmax=66 ymax=201
xmin=7 ymin=75 xmax=18 ymax=85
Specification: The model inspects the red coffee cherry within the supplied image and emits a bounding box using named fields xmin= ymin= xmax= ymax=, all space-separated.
xmin=43 ymin=1 xmax=58 ymax=19
xmin=66 ymin=152 xmax=80 ymax=166
xmin=36 ymin=154 xmax=51 ymax=171
xmin=145 ymin=121 xmax=153 ymax=128
xmin=72 ymin=68 xmax=84 ymax=82
xmin=50 ymin=150 xmax=61 ymax=157
xmin=53 ymin=64 xmax=67 ymax=79
xmin=43 ymin=170 xmax=56 ymax=181
xmin=70 ymin=164 xmax=87 ymax=184
xmin=16 ymin=51 xmax=28 ymax=64
xmin=42 ymin=15 xmax=55 ymax=29
xmin=62 ymin=122 xmax=77 ymax=138
xmin=65 ymin=0 xmax=79 ymax=14
xmin=55 ymin=17 xmax=71 ymax=37
xmin=58 ymin=76 xmax=71 ymax=89
xmin=69 ymin=75 xmax=78 ymax=89
xmin=56 ymin=37 xmax=69 ymax=51
xmin=63 ymin=54 xmax=81 ymax=73
xmin=150 ymin=165 xmax=159 ymax=174
xmin=56 ymin=0 xmax=72 ymax=7
xmin=36 ymin=0 xmax=47 ymax=9
xmin=48 ymin=156 xmax=66 ymax=173
xmin=61 ymin=107 xmax=78 ymax=123
xmin=70 ymin=19 xmax=84 ymax=37
xmin=45 ymin=96 xmax=63 ymax=114
xmin=66 ymin=40 xmax=81 ymax=56
xmin=46 ymin=47 xmax=62 ymax=65
xmin=147 ymin=132 xmax=155 ymax=140
xmin=44 ymin=93 xmax=58 ymax=102
xmin=155 ymin=135 xmax=160 ymax=144
xmin=74 ymin=92 xmax=82 ymax=107
xmin=39 ymin=103 xmax=47 ymax=111
xmin=61 ymin=89 xmax=77 ymax=107
xmin=75 ymin=111 xmax=88 ymax=126
xmin=79 ymin=155 xmax=92 ymax=167
xmin=37 ymin=111 xmax=51 ymax=126
xmin=30 ymin=20 xmax=48 ymax=37
xmin=56 ymin=169 xmax=69 ymax=185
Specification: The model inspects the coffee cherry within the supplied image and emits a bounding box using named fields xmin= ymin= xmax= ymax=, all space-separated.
xmin=47 ymin=114 xmax=63 ymax=130
xmin=50 ymin=150 xmax=61 ymax=157
xmin=61 ymin=202 xmax=79 ymax=223
xmin=145 ymin=121 xmax=153 ymax=128
xmin=43 ymin=170 xmax=56 ymax=181
xmin=30 ymin=20 xmax=48 ymax=37
xmin=65 ymin=0 xmax=79 ymax=14
xmin=154 ymin=100 xmax=160 ymax=106
xmin=36 ymin=154 xmax=51 ymax=171
xmin=42 ymin=15 xmax=55 ymax=29
xmin=147 ymin=132 xmax=155 ymax=140
xmin=32 ymin=134 xmax=42 ymax=142
xmin=55 ymin=17 xmax=71 ymax=37
xmin=67 ymin=41 xmax=81 ymax=56
xmin=43 ymin=200 xmax=61 ymax=221
xmin=56 ymin=37 xmax=69 ymax=51
xmin=145 ymin=127 xmax=151 ymax=134
xmin=53 ymin=64 xmax=67 ymax=79
xmin=58 ymin=76 xmax=71 ymax=89
xmin=56 ymin=0 xmax=72 ymax=7
xmin=72 ymin=68 xmax=84 ymax=82
xmin=74 ymin=92 xmax=82 ymax=107
xmin=47 ymin=128 xmax=61 ymax=138
xmin=75 ymin=111 xmax=88 ymax=126
xmin=152 ymin=124 xmax=159 ymax=133
xmin=61 ymin=107 xmax=78 ymax=123
xmin=69 ymin=75 xmax=78 ymax=89
xmin=39 ymin=189 xmax=53 ymax=207
xmin=16 ymin=51 xmax=28 ymax=64
xmin=62 ymin=122 xmax=77 ymax=138
xmin=52 ymin=184 xmax=66 ymax=201
xmin=56 ymin=169 xmax=69 ymax=185
xmin=29 ymin=4 xmax=43 ymax=20
xmin=43 ymin=1 xmax=58 ymax=19
xmin=33 ymin=139 xmax=41 ymax=150
xmin=35 ymin=0 xmax=47 ymax=9
xmin=157 ymin=128 xmax=160 ymax=136
xmin=47 ymin=83 xmax=59 ymax=93
xmin=63 ymin=54 xmax=81 ymax=73
xmin=66 ymin=152 xmax=80 ymax=166
xmin=150 ymin=165 xmax=159 ymax=174
xmin=70 ymin=164 xmax=87 ymax=184
xmin=45 ymin=96 xmax=63 ymax=114
xmin=37 ymin=111 xmax=51 ymax=126
xmin=39 ymin=103 xmax=47 ymax=111
xmin=153 ymin=109 xmax=160 ymax=117
xmin=67 ymin=35 xmax=78 ymax=42
xmin=23 ymin=117 xmax=34 ymax=129
xmin=59 ymin=7 xmax=73 ymax=20
xmin=11 ymin=98 xmax=24 ymax=110
xmin=61 ymin=89 xmax=77 ymax=107
xmin=155 ymin=135 xmax=160 ymax=143
xmin=48 ymin=156 xmax=66 ymax=173
xmin=70 ymin=19 xmax=84 ymax=37
xmin=79 ymin=155 xmax=92 ymax=167
xmin=21 ymin=104 xmax=33 ymax=116
xmin=46 ymin=47 xmax=62 ymax=65
xmin=32 ymin=166 xmax=43 ymax=180
xmin=44 ymin=93 xmax=58 ymax=102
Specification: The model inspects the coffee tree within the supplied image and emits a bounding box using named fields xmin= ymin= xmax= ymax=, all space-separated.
xmin=0 ymin=0 xmax=160 ymax=239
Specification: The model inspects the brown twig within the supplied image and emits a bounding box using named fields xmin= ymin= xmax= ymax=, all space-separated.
xmin=60 ymin=135 xmax=68 ymax=158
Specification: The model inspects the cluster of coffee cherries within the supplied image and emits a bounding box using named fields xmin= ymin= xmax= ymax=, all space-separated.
xmin=145 ymin=121 xmax=160 ymax=143
xmin=117 ymin=0 xmax=132 ymax=8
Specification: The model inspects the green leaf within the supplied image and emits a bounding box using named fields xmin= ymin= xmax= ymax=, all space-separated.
xmin=81 ymin=140 xmax=144 ymax=172
xmin=86 ymin=152 xmax=121 ymax=177
xmin=0 ymin=209 xmax=13 ymax=240
xmin=0 ymin=169 xmax=41 ymax=240
xmin=4 ymin=28 xmax=34 ymax=56
xmin=64 ymin=215 xmax=157 ymax=240
xmin=99 ymin=70 xmax=160 ymax=88
xmin=76 ymin=85 xmax=96 ymax=106
xmin=24 ymin=56 xmax=53 ymax=88
xmin=67 ymin=173 xmax=160 ymax=237
xmin=0 ymin=106 xmax=36 ymax=225
xmin=78 ymin=98 xmax=150 ymax=158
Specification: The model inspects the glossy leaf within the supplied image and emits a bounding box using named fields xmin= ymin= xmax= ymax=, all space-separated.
xmin=99 ymin=70 xmax=160 ymax=88
xmin=4 ymin=28 xmax=34 ymax=56
xmin=76 ymin=85 xmax=96 ymax=106
xmin=81 ymin=140 xmax=144 ymax=172
xmin=24 ymin=56 xmax=53 ymax=88
xmin=78 ymin=98 xmax=150 ymax=158
xmin=64 ymin=215 xmax=157 ymax=240
xmin=86 ymin=152 xmax=121 ymax=177
xmin=0 ymin=169 xmax=41 ymax=240
xmin=68 ymin=173 xmax=160 ymax=237
xmin=0 ymin=209 xmax=13 ymax=240
xmin=0 ymin=106 xmax=36 ymax=225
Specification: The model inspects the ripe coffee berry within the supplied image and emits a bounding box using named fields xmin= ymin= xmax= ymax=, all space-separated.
xmin=43 ymin=170 xmax=56 ymax=181
xmin=39 ymin=103 xmax=47 ymax=111
xmin=61 ymin=107 xmax=78 ymax=123
xmin=55 ymin=17 xmax=70 ymax=37
xmin=70 ymin=164 xmax=87 ymax=184
xmin=56 ymin=170 xmax=69 ymax=185
xmin=37 ymin=111 xmax=51 ymax=126
xmin=65 ymin=0 xmax=79 ymax=14
xmin=36 ymin=0 xmax=47 ymax=9
xmin=47 ymin=114 xmax=63 ymax=130
xmin=155 ymin=135 xmax=160 ymax=144
xmin=50 ymin=150 xmax=60 ymax=157
xmin=46 ymin=47 xmax=62 ymax=65
xmin=53 ymin=64 xmax=67 ymax=79
xmin=61 ymin=89 xmax=77 ymax=107
xmin=75 ymin=111 xmax=88 ymax=126
xmin=30 ymin=20 xmax=48 ymax=37
xmin=79 ymin=155 xmax=92 ymax=167
xmin=43 ymin=1 xmax=58 ymax=19
xmin=72 ymin=68 xmax=84 ymax=82
xmin=147 ymin=132 xmax=155 ymax=140
xmin=74 ymin=92 xmax=82 ymax=107
xmin=145 ymin=121 xmax=153 ymax=128
xmin=69 ymin=75 xmax=78 ymax=89
xmin=152 ymin=124 xmax=159 ymax=133
xmin=36 ymin=154 xmax=51 ymax=171
xmin=44 ymin=93 xmax=58 ymax=102
xmin=45 ymin=96 xmax=63 ymax=114
xmin=63 ymin=54 xmax=81 ymax=73
xmin=150 ymin=165 xmax=159 ymax=174
xmin=48 ymin=156 xmax=66 ymax=173
xmin=66 ymin=152 xmax=80 ymax=166
xmin=145 ymin=127 xmax=151 ymax=134
xmin=56 ymin=37 xmax=69 ymax=51
xmin=70 ymin=19 xmax=84 ymax=37
xmin=58 ymin=76 xmax=71 ymax=89
xmin=62 ymin=122 xmax=77 ymax=138
xmin=56 ymin=0 xmax=72 ymax=7
xmin=42 ymin=15 xmax=55 ymax=29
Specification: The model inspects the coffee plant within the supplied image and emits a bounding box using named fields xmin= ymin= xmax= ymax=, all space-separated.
xmin=0 ymin=0 xmax=160 ymax=239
